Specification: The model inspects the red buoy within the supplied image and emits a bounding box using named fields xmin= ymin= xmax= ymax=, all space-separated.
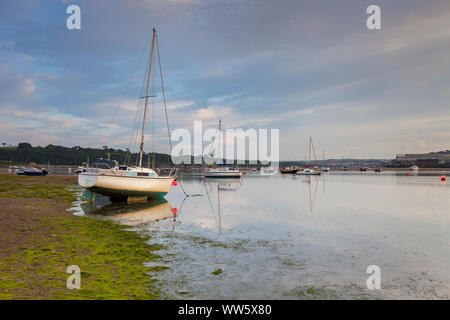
xmin=172 ymin=208 xmax=178 ymax=215
xmin=441 ymin=176 xmax=446 ymax=182
xmin=172 ymin=180 xmax=178 ymax=186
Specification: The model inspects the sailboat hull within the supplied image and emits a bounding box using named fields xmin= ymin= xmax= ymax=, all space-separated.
xmin=78 ymin=173 xmax=174 ymax=200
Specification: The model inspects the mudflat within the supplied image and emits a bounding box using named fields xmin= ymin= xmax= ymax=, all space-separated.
xmin=0 ymin=174 xmax=163 ymax=299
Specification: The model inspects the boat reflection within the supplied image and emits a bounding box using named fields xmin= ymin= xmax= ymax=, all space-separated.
xmin=204 ymin=177 xmax=242 ymax=191
xmin=80 ymin=197 xmax=178 ymax=228
xmin=203 ymin=177 xmax=242 ymax=233
xmin=299 ymin=175 xmax=322 ymax=213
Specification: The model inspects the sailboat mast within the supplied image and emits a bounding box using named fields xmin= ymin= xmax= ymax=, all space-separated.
xmin=309 ymin=137 xmax=312 ymax=164
xmin=218 ymin=120 xmax=222 ymax=163
xmin=310 ymin=137 xmax=318 ymax=167
xmin=139 ymin=27 xmax=157 ymax=168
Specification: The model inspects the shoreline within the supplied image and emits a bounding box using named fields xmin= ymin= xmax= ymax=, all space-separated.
xmin=0 ymin=174 xmax=163 ymax=299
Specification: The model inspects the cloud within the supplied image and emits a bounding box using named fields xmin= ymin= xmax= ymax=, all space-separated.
xmin=0 ymin=64 xmax=37 ymax=100
xmin=21 ymin=78 xmax=36 ymax=95
xmin=90 ymin=98 xmax=139 ymax=112
xmin=1 ymin=0 xmax=450 ymax=158
xmin=166 ymin=100 xmax=194 ymax=110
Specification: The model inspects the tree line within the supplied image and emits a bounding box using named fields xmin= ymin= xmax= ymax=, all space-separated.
xmin=0 ymin=143 xmax=173 ymax=166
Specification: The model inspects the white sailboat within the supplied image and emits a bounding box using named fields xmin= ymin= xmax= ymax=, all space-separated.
xmin=297 ymin=137 xmax=321 ymax=175
xmin=297 ymin=168 xmax=321 ymax=175
xmin=78 ymin=28 xmax=177 ymax=201
xmin=204 ymin=120 xmax=242 ymax=178
xmin=204 ymin=166 xmax=242 ymax=178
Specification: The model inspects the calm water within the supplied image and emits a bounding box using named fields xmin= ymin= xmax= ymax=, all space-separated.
xmin=71 ymin=171 xmax=450 ymax=299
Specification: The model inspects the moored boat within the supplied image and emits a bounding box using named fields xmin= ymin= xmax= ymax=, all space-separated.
xmin=12 ymin=166 xmax=26 ymax=175
xmin=203 ymin=120 xmax=242 ymax=178
xmin=280 ymin=166 xmax=298 ymax=174
xmin=23 ymin=167 xmax=48 ymax=176
xmin=75 ymin=166 xmax=86 ymax=174
xmin=300 ymin=136 xmax=321 ymax=174
xmin=79 ymin=165 xmax=176 ymax=200
xmin=296 ymin=168 xmax=321 ymax=175
xmin=78 ymin=28 xmax=177 ymax=201
xmin=204 ymin=165 xmax=242 ymax=178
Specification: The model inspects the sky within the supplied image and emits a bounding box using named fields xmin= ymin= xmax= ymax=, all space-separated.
xmin=1 ymin=0 xmax=450 ymax=160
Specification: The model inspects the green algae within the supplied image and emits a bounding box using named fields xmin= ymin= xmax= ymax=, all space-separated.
xmin=211 ymin=268 xmax=223 ymax=276
xmin=0 ymin=215 xmax=164 ymax=300
xmin=0 ymin=175 xmax=77 ymax=203
xmin=0 ymin=174 xmax=166 ymax=299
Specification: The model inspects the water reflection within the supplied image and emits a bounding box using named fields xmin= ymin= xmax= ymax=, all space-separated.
xmin=79 ymin=197 xmax=180 ymax=229
xmin=203 ymin=178 xmax=242 ymax=233
xmin=70 ymin=171 xmax=450 ymax=299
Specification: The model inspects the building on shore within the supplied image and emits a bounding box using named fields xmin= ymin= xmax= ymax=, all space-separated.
xmin=388 ymin=151 xmax=450 ymax=168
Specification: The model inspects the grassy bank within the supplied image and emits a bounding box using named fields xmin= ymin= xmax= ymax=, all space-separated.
xmin=0 ymin=174 xmax=163 ymax=299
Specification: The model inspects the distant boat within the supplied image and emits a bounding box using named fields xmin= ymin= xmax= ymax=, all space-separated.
xmin=360 ymin=167 xmax=368 ymax=171
xmin=12 ymin=166 xmax=26 ymax=175
xmin=409 ymin=165 xmax=419 ymax=171
xmin=78 ymin=28 xmax=177 ymax=201
xmin=75 ymin=166 xmax=85 ymax=174
xmin=280 ymin=166 xmax=298 ymax=174
xmin=374 ymin=167 xmax=382 ymax=172
xmin=23 ymin=167 xmax=48 ymax=176
xmin=203 ymin=120 xmax=242 ymax=178
xmin=204 ymin=165 xmax=242 ymax=178
xmin=297 ymin=168 xmax=321 ymax=175
xmin=298 ymin=137 xmax=321 ymax=175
